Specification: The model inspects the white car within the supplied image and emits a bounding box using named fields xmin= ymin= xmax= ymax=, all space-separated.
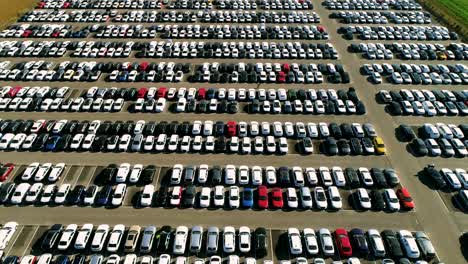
xmin=384 ymin=189 xmax=400 ymax=211
xmin=238 ymin=166 xmax=249 ymax=185
xmin=35 ymin=163 xmax=52 ymax=181
xmin=314 ymin=187 xmax=328 ymax=210
xmin=128 ymin=164 xmax=143 ymax=183
xmin=91 ymin=224 xmax=110 ymax=252
xmin=213 ymin=185 xmax=224 ymax=207
xmin=111 ymin=184 xmax=127 ymax=206
xmin=199 ymin=187 xmax=211 ymax=208
xmin=48 ymin=163 xmax=65 ymax=182
xmin=197 ymin=164 xmax=209 ymax=184
xmin=358 ymin=167 xmax=374 ymax=187
xmin=140 ymin=184 xmax=154 ymax=207
xmin=21 ymin=162 xmax=40 ymax=181
xmin=0 ymin=221 xmax=18 ymax=250
xmin=54 ymin=184 xmax=71 ymax=204
xmin=58 ymin=224 xmax=78 ymax=250
xmin=286 ymin=188 xmax=298 ymax=208
xmin=107 ymin=224 xmax=125 ymax=252
xmin=265 ymin=166 xmax=277 ymax=185
xmin=238 ymin=226 xmax=251 ymax=253
xmin=116 ymin=163 xmax=131 ymax=183
xmin=39 ymin=184 xmax=56 ymax=204
xmin=11 ymin=183 xmax=30 ymax=204
xmin=356 ymin=188 xmax=371 ymax=210
xmin=288 ymin=228 xmax=303 ymax=255
xmin=398 ymin=230 xmax=420 ymax=259
xmin=24 ymin=183 xmax=43 ymax=203
xmin=225 ymin=165 xmax=236 ymax=185
xmin=319 ymin=167 xmax=333 ymax=186
xmin=328 ymin=186 xmax=342 ymax=210
xmin=318 ymin=228 xmax=335 ymax=256
xmin=331 ymin=167 xmax=346 ymax=187
xmin=223 ymin=226 xmax=236 ymax=253
xmin=173 ymin=226 xmax=188 ymax=255
xmin=303 ymin=228 xmax=319 ymax=255
xmin=228 ymin=186 xmax=240 ymax=208
xmin=74 ymin=224 xmax=93 ymax=250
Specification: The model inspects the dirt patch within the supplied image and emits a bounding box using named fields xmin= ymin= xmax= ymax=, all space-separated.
xmin=0 ymin=0 xmax=37 ymax=29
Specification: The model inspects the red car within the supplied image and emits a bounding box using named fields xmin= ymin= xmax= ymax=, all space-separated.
xmin=139 ymin=62 xmax=149 ymax=71
xmin=0 ymin=163 xmax=15 ymax=182
xmin=62 ymin=2 xmax=71 ymax=8
xmin=257 ymin=186 xmax=268 ymax=209
xmin=277 ymin=71 xmax=286 ymax=83
xmin=270 ymin=188 xmax=283 ymax=209
xmin=157 ymin=87 xmax=167 ymax=98
xmin=317 ymin=25 xmax=325 ymax=32
xmin=226 ymin=121 xmax=237 ymax=137
xmin=282 ymin=64 xmax=290 ymax=73
xmin=137 ymin=88 xmax=148 ymax=99
xmin=197 ymin=88 xmax=206 ymax=100
xmin=335 ymin=228 xmax=353 ymax=257
xmin=37 ymin=2 xmax=45 ymax=8
xmin=22 ymin=30 xmax=32 ymax=38
xmin=396 ymin=188 xmax=414 ymax=210
xmin=7 ymin=86 xmax=22 ymax=98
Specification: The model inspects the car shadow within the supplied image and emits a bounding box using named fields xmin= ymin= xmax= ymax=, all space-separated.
xmin=416 ymin=170 xmax=439 ymax=191
xmin=459 ymin=233 xmax=468 ymax=261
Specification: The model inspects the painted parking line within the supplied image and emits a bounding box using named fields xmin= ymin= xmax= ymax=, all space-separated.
xmin=58 ymin=165 xmax=82 ymax=185
xmin=20 ymin=226 xmax=40 ymax=257
xmin=6 ymin=225 xmax=37 ymax=257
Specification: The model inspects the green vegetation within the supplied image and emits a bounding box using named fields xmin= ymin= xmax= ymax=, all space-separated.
xmin=419 ymin=0 xmax=468 ymax=39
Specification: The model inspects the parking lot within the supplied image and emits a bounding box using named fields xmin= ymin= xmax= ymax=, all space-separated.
xmin=0 ymin=0 xmax=466 ymax=263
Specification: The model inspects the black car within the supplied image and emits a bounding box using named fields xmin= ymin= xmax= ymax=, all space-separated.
xmin=156 ymin=187 xmax=168 ymax=207
xmin=361 ymin=138 xmax=374 ymax=154
xmin=95 ymin=186 xmax=112 ymax=206
xmin=99 ymin=164 xmax=117 ymax=184
xmin=329 ymin=123 xmax=342 ymax=138
xmin=350 ymin=138 xmax=363 ymax=155
xmin=345 ymin=168 xmax=360 ymax=188
xmin=411 ymin=138 xmax=428 ymax=156
xmin=424 ymin=165 xmax=447 ymax=189
xmin=32 ymin=133 xmax=49 ymax=151
xmin=370 ymin=190 xmax=385 ymax=211
xmin=398 ymin=124 xmax=416 ymax=142
xmin=337 ymin=139 xmax=351 ymax=155
xmin=215 ymin=136 xmax=226 ymax=152
xmin=155 ymin=225 xmax=171 ymax=252
xmin=382 ymin=230 xmax=404 ymax=258
xmin=67 ymin=185 xmax=86 ymax=205
xmin=71 ymin=255 xmax=86 ymax=264
xmin=254 ymin=228 xmax=268 ymax=258
xmin=349 ymin=228 xmax=369 ymax=256
xmin=41 ymin=224 xmax=63 ymax=250
xmin=370 ymin=168 xmax=388 ymax=188
xmin=140 ymin=165 xmax=156 ymax=184
xmin=55 ymin=134 xmax=72 ymax=151
xmin=323 ymin=137 xmax=338 ymax=155
xmin=0 ymin=182 xmax=15 ymax=203
xmin=214 ymin=121 xmax=225 ymax=136
xmin=278 ymin=166 xmax=290 ymax=186
xmin=211 ymin=166 xmax=222 ymax=185
xmin=182 ymin=186 xmax=196 ymax=207
xmin=340 ymin=123 xmax=354 ymax=138
xmin=383 ymin=169 xmax=400 ymax=187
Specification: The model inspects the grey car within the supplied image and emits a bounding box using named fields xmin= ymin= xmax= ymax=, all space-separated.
xmin=415 ymin=231 xmax=436 ymax=260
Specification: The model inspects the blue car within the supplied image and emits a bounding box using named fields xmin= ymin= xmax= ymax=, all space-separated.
xmin=242 ymin=188 xmax=254 ymax=208
xmin=96 ymin=186 xmax=112 ymax=206
xmin=118 ymin=71 xmax=128 ymax=82
xmin=3 ymin=256 xmax=18 ymax=264
xmin=45 ymin=135 xmax=61 ymax=151
xmin=55 ymin=255 xmax=69 ymax=264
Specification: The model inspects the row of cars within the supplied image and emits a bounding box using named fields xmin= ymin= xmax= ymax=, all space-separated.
xmin=150 ymin=184 xmax=412 ymax=211
xmin=331 ymin=11 xmax=431 ymax=24
xmin=407 ymin=123 xmax=467 ymax=157
xmin=324 ymin=0 xmax=423 ymax=11
xmin=339 ymin=25 xmax=458 ymax=41
xmin=363 ymin=63 xmax=468 ymax=85
xmin=1 ymin=24 xmax=89 ymax=39
xmin=36 ymin=0 xmax=164 ymax=10
xmin=166 ymin=164 xmax=401 ymax=189
xmin=350 ymin=42 xmax=468 ymax=61
xmin=2 ymin=182 xmax=128 ymax=207
xmin=0 ymin=119 xmax=379 ymax=139
xmin=39 ymin=224 xmax=269 ymax=256
xmin=423 ymin=165 xmax=468 ymax=212
xmin=92 ymin=24 xmax=329 ymax=40
xmin=214 ymin=0 xmax=314 ymax=10
xmin=286 ymin=228 xmax=435 ymax=261
xmin=21 ymin=10 xmax=321 ymax=24
xmin=138 ymin=41 xmax=338 ymax=60
xmin=190 ymin=62 xmax=349 ymax=84
xmin=379 ymin=89 xmax=468 ymax=116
